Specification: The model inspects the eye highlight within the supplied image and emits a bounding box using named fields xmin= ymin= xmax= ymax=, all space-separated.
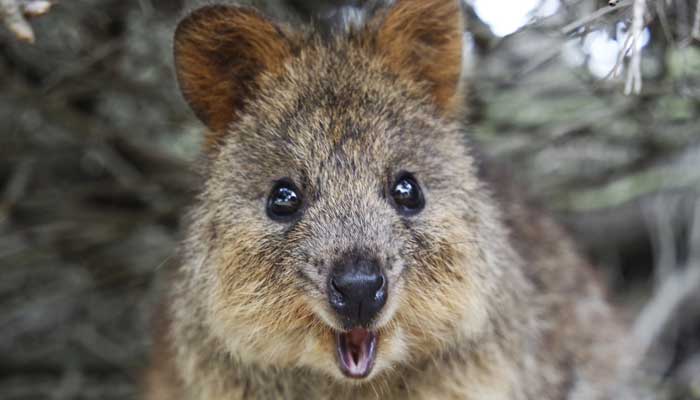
xmin=390 ymin=172 xmax=425 ymax=215
xmin=266 ymin=179 xmax=303 ymax=221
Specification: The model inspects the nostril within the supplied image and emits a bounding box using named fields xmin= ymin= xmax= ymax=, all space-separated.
xmin=331 ymin=277 xmax=342 ymax=294
xmin=374 ymin=274 xmax=386 ymax=301
xmin=377 ymin=274 xmax=385 ymax=291
xmin=329 ymin=278 xmax=346 ymax=306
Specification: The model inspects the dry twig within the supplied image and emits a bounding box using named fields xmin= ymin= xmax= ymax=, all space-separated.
xmin=561 ymin=0 xmax=633 ymax=35
xmin=631 ymin=197 xmax=700 ymax=378
xmin=624 ymin=0 xmax=647 ymax=95
xmin=692 ymin=0 xmax=700 ymax=40
xmin=0 ymin=0 xmax=52 ymax=43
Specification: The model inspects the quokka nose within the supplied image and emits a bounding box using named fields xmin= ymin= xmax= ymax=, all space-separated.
xmin=328 ymin=257 xmax=387 ymax=328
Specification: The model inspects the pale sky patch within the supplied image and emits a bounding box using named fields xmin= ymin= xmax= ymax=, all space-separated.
xmin=468 ymin=0 xmax=560 ymax=37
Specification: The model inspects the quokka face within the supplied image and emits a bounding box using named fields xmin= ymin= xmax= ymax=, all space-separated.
xmin=174 ymin=0 xmax=502 ymax=383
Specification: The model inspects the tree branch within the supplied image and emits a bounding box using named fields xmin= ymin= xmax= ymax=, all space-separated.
xmin=0 ymin=0 xmax=52 ymax=43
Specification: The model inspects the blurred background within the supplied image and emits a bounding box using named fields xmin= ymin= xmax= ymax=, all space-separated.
xmin=0 ymin=0 xmax=698 ymax=398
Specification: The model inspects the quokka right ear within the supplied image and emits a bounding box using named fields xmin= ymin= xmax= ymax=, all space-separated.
xmin=374 ymin=0 xmax=464 ymax=114
xmin=174 ymin=6 xmax=292 ymax=134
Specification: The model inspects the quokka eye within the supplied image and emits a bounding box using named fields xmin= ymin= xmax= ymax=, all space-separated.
xmin=390 ymin=173 xmax=425 ymax=215
xmin=266 ymin=180 xmax=303 ymax=221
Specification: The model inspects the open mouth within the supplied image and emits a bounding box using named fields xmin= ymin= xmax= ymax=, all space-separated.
xmin=335 ymin=328 xmax=378 ymax=379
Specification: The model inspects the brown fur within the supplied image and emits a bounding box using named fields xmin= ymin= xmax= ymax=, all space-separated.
xmin=174 ymin=5 xmax=294 ymax=140
xmin=376 ymin=0 xmax=464 ymax=113
xmin=146 ymin=1 xmax=631 ymax=399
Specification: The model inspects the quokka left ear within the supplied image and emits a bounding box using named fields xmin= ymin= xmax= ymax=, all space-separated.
xmin=374 ymin=0 xmax=465 ymax=114
xmin=174 ymin=6 xmax=293 ymax=137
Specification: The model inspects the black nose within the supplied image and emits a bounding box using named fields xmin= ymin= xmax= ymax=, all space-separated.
xmin=328 ymin=256 xmax=387 ymax=328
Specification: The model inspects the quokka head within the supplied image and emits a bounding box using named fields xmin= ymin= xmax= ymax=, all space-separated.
xmin=174 ymin=0 xmax=505 ymax=383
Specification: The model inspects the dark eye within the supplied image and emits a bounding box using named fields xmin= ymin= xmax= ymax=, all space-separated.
xmin=390 ymin=173 xmax=425 ymax=215
xmin=266 ymin=180 xmax=303 ymax=221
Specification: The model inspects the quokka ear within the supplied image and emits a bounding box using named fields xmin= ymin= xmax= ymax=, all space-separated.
xmin=174 ymin=6 xmax=292 ymax=134
xmin=375 ymin=0 xmax=464 ymax=113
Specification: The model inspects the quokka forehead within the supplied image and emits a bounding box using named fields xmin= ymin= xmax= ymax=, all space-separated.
xmin=223 ymin=58 xmax=460 ymax=169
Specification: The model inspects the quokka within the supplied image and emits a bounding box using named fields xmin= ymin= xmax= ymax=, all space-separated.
xmin=146 ymin=0 xmax=631 ymax=398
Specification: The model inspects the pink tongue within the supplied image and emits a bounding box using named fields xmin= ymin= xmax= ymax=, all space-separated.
xmin=346 ymin=329 xmax=369 ymax=365
xmin=337 ymin=328 xmax=377 ymax=378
